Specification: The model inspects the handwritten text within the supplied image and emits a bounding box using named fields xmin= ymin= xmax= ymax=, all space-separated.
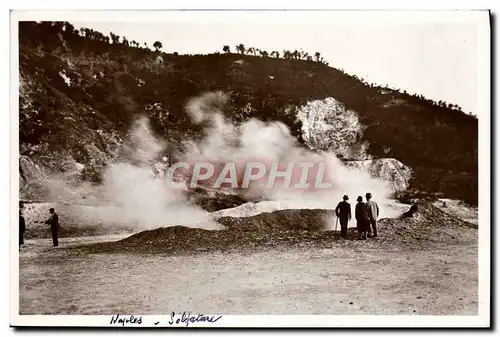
xmin=109 ymin=314 xmax=143 ymax=326
xmin=168 ymin=311 xmax=223 ymax=327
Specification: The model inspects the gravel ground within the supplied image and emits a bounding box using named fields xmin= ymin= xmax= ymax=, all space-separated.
xmin=19 ymin=235 xmax=477 ymax=315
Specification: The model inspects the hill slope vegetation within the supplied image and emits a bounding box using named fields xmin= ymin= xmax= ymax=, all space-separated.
xmin=18 ymin=21 xmax=478 ymax=205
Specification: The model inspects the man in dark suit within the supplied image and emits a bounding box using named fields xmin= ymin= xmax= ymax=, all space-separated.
xmin=44 ymin=208 xmax=60 ymax=247
xmin=335 ymin=195 xmax=351 ymax=238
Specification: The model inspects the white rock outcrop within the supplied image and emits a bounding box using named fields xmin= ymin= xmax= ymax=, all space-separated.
xmin=295 ymin=97 xmax=370 ymax=160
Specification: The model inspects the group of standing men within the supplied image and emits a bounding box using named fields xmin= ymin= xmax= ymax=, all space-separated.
xmin=19 ymin=201 xmax=60 ymax=249
xmin=335 ymin=193 xmax=379 ymax=240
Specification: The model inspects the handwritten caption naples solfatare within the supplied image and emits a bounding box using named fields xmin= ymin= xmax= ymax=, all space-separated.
xmin=109 ymin=312 xmax=223 ymax=327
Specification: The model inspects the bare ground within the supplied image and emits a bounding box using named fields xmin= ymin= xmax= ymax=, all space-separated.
xmin=19 ymin=234 xmax=477 ymax=315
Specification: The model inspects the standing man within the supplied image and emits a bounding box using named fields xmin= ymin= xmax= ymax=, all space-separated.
xmin=365 ymin=192 xmax=380 ymax=238
xmin=355 ymin=196 xmax=370 ymax=240
xmin=19 ymin=202 xmax=26 ymax=248
xmin=44 ymin=208 xmax=60 ymax=247
xmin=335 ymin=195 xmax=351 ymax=238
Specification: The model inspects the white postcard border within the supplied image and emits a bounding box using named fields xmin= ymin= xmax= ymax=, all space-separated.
xmin=8 ymin=8 xmax=491 ymax=328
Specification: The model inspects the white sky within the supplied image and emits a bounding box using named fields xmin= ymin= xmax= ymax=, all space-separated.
xmin=67 ymin=11 xmax=486 ymax=115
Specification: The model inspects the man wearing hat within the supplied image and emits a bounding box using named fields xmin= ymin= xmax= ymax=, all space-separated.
xmin=44 ymin=207 xmax=60 ymax=247
xmin=365 ymin=193 xmax=380 ymax=237
xmin=335 ymin=195 xmax=351 ymax=238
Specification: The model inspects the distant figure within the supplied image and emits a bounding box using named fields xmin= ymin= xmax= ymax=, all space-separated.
xmin=44 ymin=208 xmax=59 ymax=247
xmin=335 ymin=195 xmax=351 ymax=238
xmin=365 ymin=193 xmax=380 ymax=238
xmin=355 ymin=196 xmax=370 ymax=240
xmin=19 ymin=207 xmax=26 ymax=248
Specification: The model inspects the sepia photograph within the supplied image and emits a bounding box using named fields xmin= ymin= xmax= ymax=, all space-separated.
xmin=9 ymin=9 xmax=490 ymax=328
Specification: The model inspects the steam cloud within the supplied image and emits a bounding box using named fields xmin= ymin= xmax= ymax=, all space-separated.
xmin=181 ymin=92 xmax=395 ymax=210
xmin=35 ymin=91 xmax=398 ymax=232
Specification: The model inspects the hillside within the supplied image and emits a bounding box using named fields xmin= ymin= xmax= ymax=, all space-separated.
xmin=18 ymin=21 xmax=478 ymax=205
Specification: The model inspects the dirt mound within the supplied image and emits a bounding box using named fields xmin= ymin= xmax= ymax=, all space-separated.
xmin=75 ymin=202 xmax=476 ymax=255
xmin=218 ymin=209 xmax=335 ymax=232
xmin=375 ymin=201 xmax=477 ymax=247
xmin=79 ymin=225 xmax=367 ymax=255
xmin=432 ymin=199 xmax=478 ymax=226
xmin=79 ymin=209 xmax=337 ymax=254
xmin=399 ymin=200 xmax=476 ymax=228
